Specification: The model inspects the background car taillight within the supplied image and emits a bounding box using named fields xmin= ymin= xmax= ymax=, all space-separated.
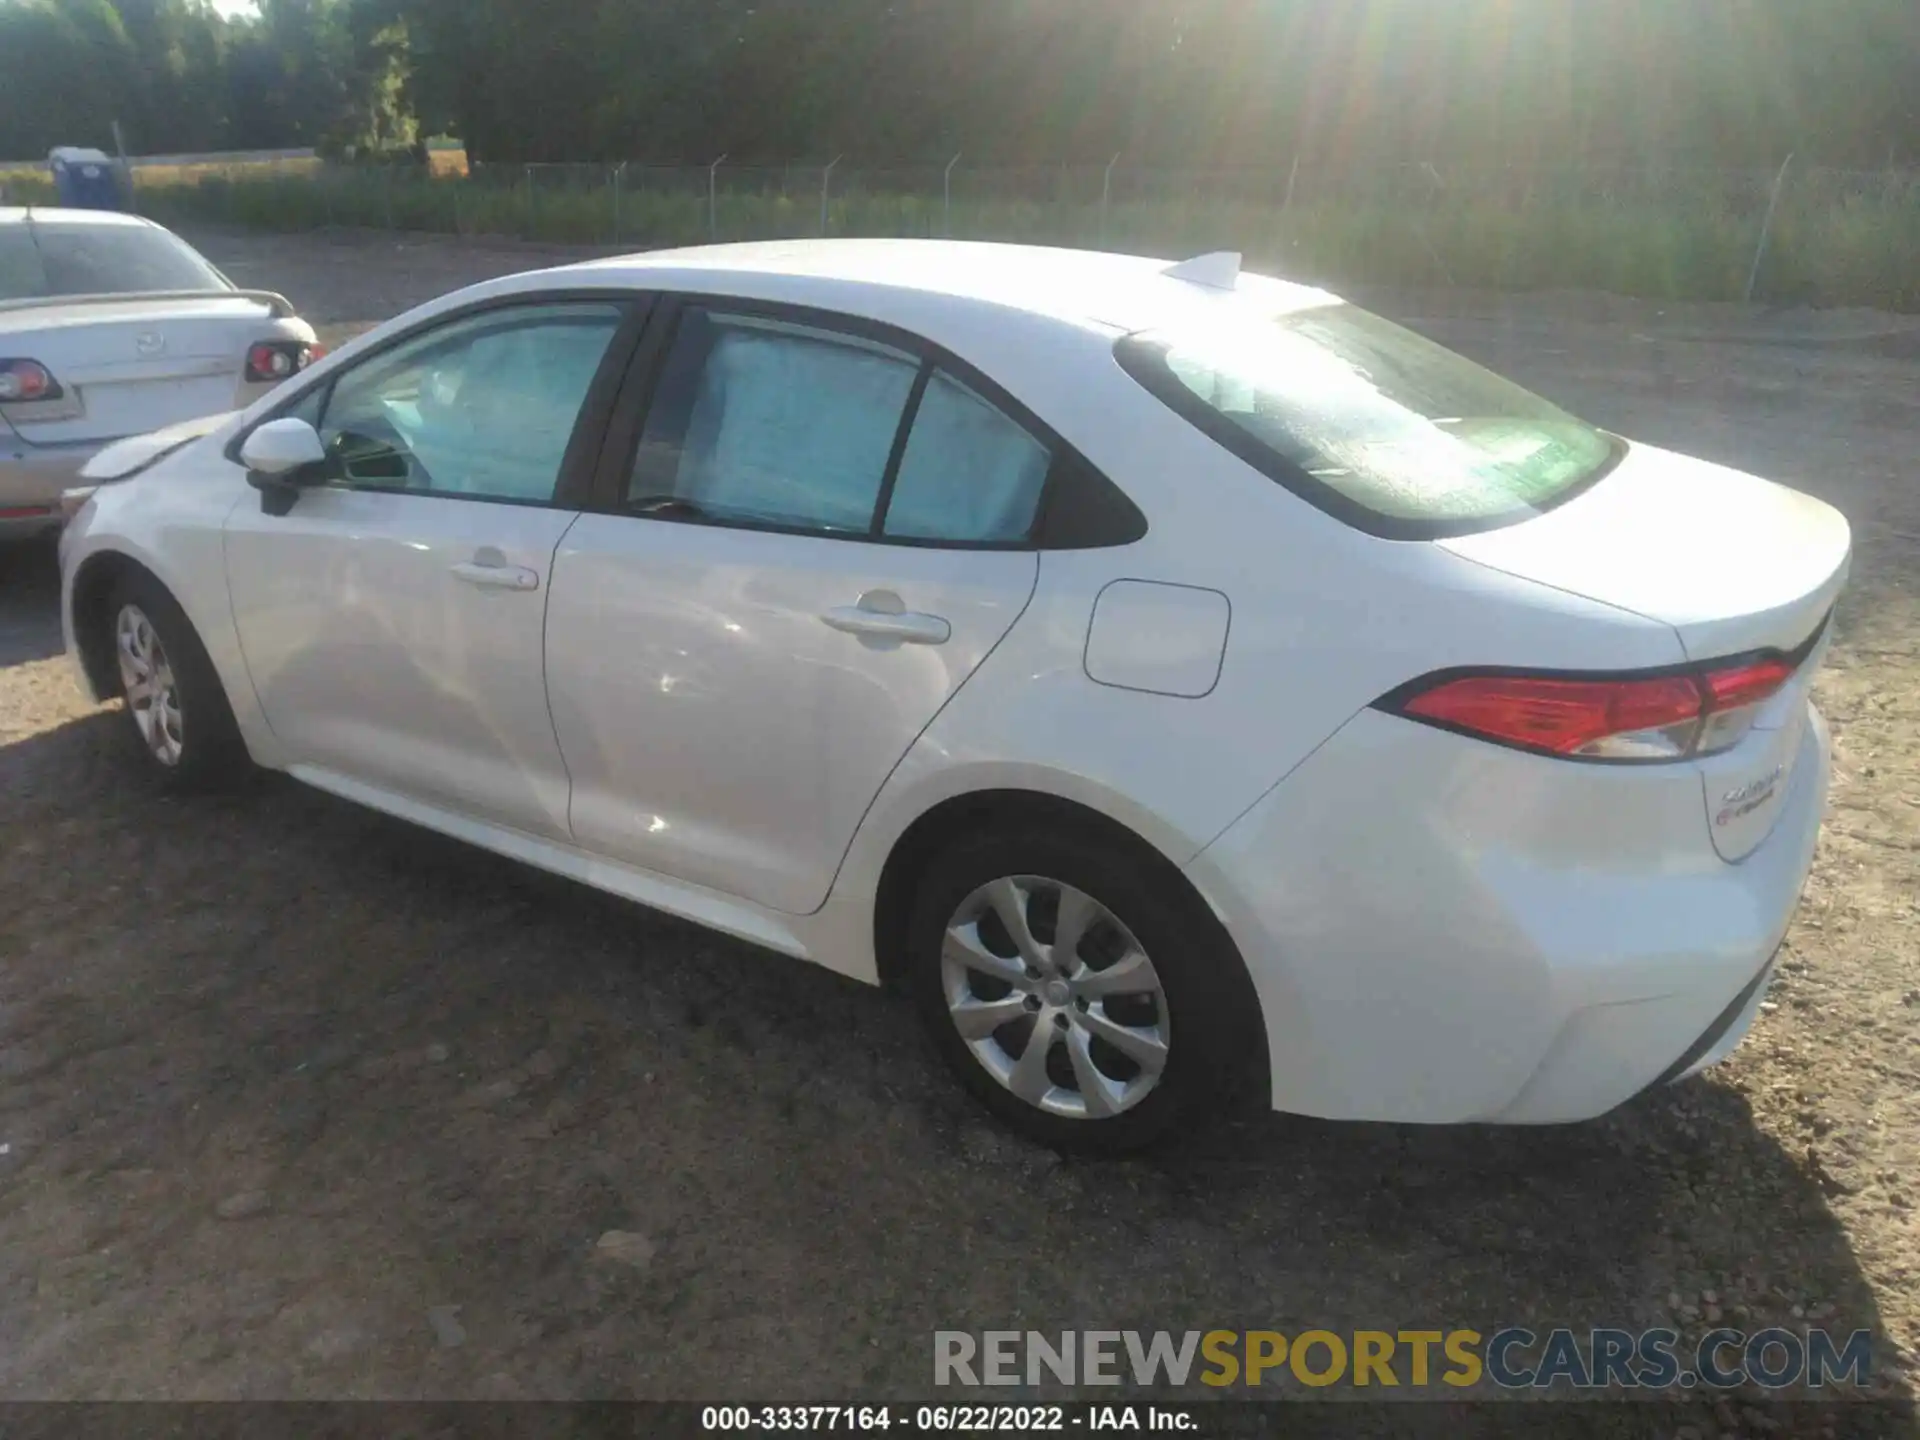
xmin=1382 ymin=654 xmax=1800 ymax=762
xmin=245 ymin=341 xmax=318 ymax=385
xmin=0 ymin=359 xmax=62 ymax=403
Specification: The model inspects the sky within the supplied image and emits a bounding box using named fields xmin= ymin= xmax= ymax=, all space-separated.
xmin=211 ymin=1 xmax=258 ymax=15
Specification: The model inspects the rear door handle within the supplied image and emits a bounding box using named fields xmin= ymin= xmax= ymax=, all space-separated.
xmin=451 ymin=559 xmax=540 ymax=592
xmin=822 ymin=597 xmax=951 ymax=646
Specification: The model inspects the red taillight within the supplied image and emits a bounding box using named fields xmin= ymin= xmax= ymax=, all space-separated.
xmin=245 ymin=341 xmax=314 ymax=385
xmin=1701 ymin=657 xmax=1795 ymax=711
xmin=0 ymin=359 xmax=60 ymax=403
xmin=1389 ymin=654 xmax=1799 ymax=762
xmin=1402 ymin=674 xmax=1702 ymax=757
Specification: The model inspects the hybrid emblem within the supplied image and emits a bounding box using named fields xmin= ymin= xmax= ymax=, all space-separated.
xmin=134 ymin=330 xmax=166 ymax=357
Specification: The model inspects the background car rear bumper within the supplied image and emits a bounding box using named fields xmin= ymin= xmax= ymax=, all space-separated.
xmin=1 ymin=439 xmax=107 ymax=535
xmin=1187 ymin=700 xmax=1831 ymax=1124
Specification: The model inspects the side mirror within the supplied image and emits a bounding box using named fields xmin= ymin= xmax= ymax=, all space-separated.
xmin=240 ymin=418 xmax=328 ymax=516
xmin=241 ymin=417 xmax=327 ymax=477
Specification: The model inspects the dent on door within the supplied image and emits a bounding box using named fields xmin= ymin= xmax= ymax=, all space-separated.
xmin=223 ymin=488 xmax=582 ymax=838
xmin=543 ymin=522 xmax=1038 ymax=914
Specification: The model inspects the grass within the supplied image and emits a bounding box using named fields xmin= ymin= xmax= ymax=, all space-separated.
xmin=6 ymin=158 xmax=1918 ymax=310
xmin=0 ymin=151 xmax=450 ymax=194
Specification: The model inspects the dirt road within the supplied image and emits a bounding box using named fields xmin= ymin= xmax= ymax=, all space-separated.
xmin=0 ymin=229 xmax=1915 ymax=1424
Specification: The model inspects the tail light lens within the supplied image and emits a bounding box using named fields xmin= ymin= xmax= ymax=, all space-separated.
xmin=1384 ymin=653 xmax=1802 ymax=762
xmin=245 ymin=341 xmax=316 ymax=385
xmin=0 ymin=359 xmax=62 ymax=403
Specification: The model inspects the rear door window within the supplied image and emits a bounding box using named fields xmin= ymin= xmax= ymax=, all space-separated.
xmin=628 ymin=307 xmax=921 ymax=533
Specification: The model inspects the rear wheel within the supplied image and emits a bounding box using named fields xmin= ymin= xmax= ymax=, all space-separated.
xmin=906 ymin=828 xmax=1249 ymax=1153
xmin=107 ymin=572 xmax=249 ymax=791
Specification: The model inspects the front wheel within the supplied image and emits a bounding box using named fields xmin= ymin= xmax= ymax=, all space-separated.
xmin=906 ymin=829 xmax=1253 ymax=1153
xmin=107 ymin=573 xmax=249 ymax=791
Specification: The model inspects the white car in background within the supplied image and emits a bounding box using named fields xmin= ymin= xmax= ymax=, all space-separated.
xmin=57 ymin=240 xmax=1848 ymax=1150
xmin=1 ymin=207 xmax=318 ymax=537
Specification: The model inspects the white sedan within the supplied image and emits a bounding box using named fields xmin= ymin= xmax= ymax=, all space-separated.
xmin=1 ymin=206 xmax=318 ymax=536
xmin=57 ymin=240 xmax=1848 ymax=1150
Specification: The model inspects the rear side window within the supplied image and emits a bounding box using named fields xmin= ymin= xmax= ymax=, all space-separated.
xmin=1116 ymin=303 xmax=1619 ymax=539
xmin=882 ymin=369 xmax=1052 ymax=543
xmin=0 ymin=220 xmax=228 ymax=301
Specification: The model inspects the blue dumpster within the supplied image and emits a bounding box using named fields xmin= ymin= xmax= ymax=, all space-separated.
xmin=47 ymin=147 xmax=130 ymax=211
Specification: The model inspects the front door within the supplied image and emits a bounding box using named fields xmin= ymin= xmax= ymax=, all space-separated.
xmin=223 ymin=298 xmax=632 ymax=839
xmin=546 ymin=303 xmax=1053 ymax=913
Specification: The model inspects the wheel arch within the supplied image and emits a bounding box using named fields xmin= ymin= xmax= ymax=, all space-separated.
xmin=69 ymin=548 xmax=160 ymax=700
xmin=870 ymin=786 xmax=1272 ymax=1105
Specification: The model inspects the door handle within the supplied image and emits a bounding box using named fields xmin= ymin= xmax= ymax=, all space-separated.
xmin=451 ymin=560 xmax=540 ymax=592
xmin=822 ymin=600 xmax=951 ymax=646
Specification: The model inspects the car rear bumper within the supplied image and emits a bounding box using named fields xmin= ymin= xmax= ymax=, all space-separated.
xmin=0 ymin=438 xmax=106 ymax=535
xmin=1187 ymin=699 xmax=1830 ymax=1124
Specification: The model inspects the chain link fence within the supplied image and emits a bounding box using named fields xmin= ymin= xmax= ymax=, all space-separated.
xmin=15 ymin=152 xmax=1915 ymax=307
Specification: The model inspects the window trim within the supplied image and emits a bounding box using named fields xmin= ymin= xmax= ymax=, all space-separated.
xmin=226 ymin=290 xmax=653 ymax=513
xmin=1113 ymin=329 xmax=1625 ymax=543
xmin=587 ymin=293 xmax=1145 ymax=552
xmin=870 ymin=362 xmax=935 ymax=540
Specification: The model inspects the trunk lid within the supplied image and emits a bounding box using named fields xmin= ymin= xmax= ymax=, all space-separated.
xmin=0 ymin=295 xmax=279 ymax=445
xmin=1439 ymin=442 xmax=1849 ymax=660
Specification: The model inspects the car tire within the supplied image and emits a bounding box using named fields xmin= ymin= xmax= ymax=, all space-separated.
xmin=906 ymin=826 xmax=1253 ymax=1154
xmin=106 ymin=571 xmax=250 ymax=791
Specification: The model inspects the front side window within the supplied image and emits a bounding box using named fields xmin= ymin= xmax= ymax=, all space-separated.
xmin=1117 ymin=302 xmax=1618 ymax=538
xmin=314 ymin=302 xmax=623 ymax=504
xmin=630 ymin=308 xmax=920 ymax=532
xmin=0 ymin=219 xmax=229 ymax=301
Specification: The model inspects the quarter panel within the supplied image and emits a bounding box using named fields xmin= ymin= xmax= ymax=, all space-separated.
xmin=1188 ymin=705 xmax=1827 ymax=1122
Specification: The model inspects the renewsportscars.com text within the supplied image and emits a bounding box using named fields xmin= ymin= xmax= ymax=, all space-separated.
xmin=934 ymin=1328 xmax=1872 ymax=1391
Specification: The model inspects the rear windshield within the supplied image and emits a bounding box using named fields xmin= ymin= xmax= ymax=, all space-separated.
xmin=1116 ymin=303 xmax=1619 ymax=538
xmin=0 ymin=220 xmax=228 ymax=302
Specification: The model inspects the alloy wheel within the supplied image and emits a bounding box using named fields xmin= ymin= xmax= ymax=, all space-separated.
xmin=116 ymin=603 xmax=184 ymax=767
xmin=940 ymin=875 xmax=1171 ymax=1120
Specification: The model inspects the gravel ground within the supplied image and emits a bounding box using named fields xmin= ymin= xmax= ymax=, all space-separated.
xmin=0 ymin=229 xmax=1917 ymax=1425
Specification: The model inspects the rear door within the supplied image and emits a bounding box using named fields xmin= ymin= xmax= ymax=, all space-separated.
xmin=223 ymin=295 xmax=642 ymax=840
xmin=545 ymin=300 xmax=1050 ymax=914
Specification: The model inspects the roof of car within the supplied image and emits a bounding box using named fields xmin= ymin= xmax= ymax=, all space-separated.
xmin=0 ymin=207 xmax=159 ymax=228
xmin=562 ymin=239 xmax=1339 ymax=335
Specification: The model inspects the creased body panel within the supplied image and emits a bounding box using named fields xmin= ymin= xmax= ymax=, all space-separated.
xmin=546 ymin=517 xmax=1038 ymax=916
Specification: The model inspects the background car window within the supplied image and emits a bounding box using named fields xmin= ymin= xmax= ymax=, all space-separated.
xmin=630 ymin=308 xmax=920 ymax=533
xmin=0 ymin=219 xmax=228 ymax=301
xmin=881 ymin=370 xmax=1052 ymax=543
xmin=317 ymin=302 xmax=622 ymax=503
